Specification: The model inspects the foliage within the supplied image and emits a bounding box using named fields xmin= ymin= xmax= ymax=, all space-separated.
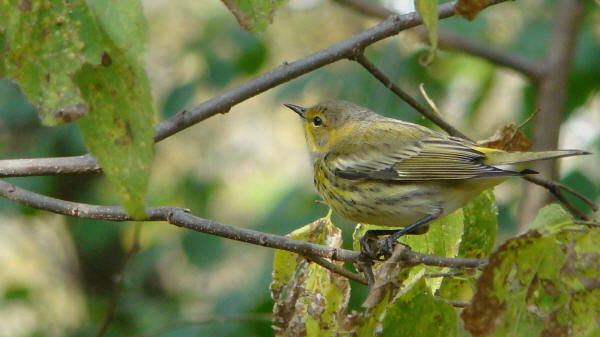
xmin=414 ymin=0 xmax=438 ymax=65
xmin=463 ymin=205 xmax=600 ymax=336
xmin=0 ymin=0 xmax=154 ymax=218
xmin=0 ymin=0 xmax=598 ymax=336
xmin=273 ymin=198 xmax=600 ymax=337
xmin=271 ymin=213 xmax=350 ymax=337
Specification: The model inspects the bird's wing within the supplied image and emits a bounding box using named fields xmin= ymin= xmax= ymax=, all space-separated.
xmin=325 ymin=135 xmax=520 ymax=182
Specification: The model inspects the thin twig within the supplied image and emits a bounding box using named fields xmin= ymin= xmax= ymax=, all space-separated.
xmin=401 ymin=249 xmax=487 ymax=269
xmin=419 ymin=83 xmax=441 ymax=117
xmin=425 ymin=271 xmax=465 ymax=278
xmin=0 ymin=179 xmax=488 ymax=271
xmin=0 ymin=154 xmax=102 ymax=176
xmin=434 ymin=296 xmax=469 ymax=308
xmin=0 ymin=0 xmax=511 ymax=178
xmin=353 ymin=53 xmax=472 ymax=140
xmin=519 ymin=0 xmax=586 ymax=230
xmin=334 ymin=0 xmax=544 ymax=79
xmin=306 ymin=255 xmax=368 ymax=285
xmin=523 ymin=175 xmax=597 ymax=220
xmin=94 ymin=223 xmax=142 ymax=337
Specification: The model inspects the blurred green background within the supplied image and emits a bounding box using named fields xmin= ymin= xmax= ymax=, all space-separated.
xmin=0 ymin=0 xmax=598 ymax=336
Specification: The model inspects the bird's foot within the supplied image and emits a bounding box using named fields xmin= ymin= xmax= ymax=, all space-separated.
xmin=360 ymin=230 xmax=410 ymax=261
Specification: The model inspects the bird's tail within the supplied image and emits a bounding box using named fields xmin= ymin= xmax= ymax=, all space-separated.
xmin=476 ymin=147 xmax=591 ymax=172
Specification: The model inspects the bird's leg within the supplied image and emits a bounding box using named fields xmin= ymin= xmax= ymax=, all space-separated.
xmin=360 ymin=210 xmax=441 ymax=260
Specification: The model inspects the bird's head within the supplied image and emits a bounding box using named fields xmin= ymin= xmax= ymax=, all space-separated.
xmin=284 ymin=100 xmax=376 ymax=157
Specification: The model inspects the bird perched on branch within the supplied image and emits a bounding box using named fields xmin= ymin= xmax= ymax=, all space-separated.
xmin=284 ymin=100 xmax=589 ymax=259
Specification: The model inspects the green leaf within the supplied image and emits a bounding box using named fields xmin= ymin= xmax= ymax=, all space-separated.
xmin=221 ymin=0 xmax=287 ymax=33
xmin=86 ymin=0 xmax=147 ymax=65
xmin=0 ymin=0 xmax=99 ymax=125
xmin=381 ymin=278 xmax=459 ymax=337
xmin=439 ymin=190 xmax=497 ymax=302
xmin=270 ymin=214 xmax=350 ymax=336
xmin=400 ymin=209 xmax=464 ymax=293
xmin=75 ymin=46 xmax=154 ymax=219
xmin=462 ymin=204 xmax=600 ymax=337
xmin=414 ymin=0 xmax=438 ymax=65
xmin=458 ymin=189 xmax=498 ymax=259
xmin=1 ymin=0 xmax=154 ymax=216
xmin=399 ymin=209 xmax=464 ymax=259
xmin=529 ymin=203 xmax=577 ymax=233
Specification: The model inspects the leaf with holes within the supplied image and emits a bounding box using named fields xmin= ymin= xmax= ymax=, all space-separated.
xmin=271 ymin=213 xmax=350 ymax=337
xmin=462 ymin=204 xmax=600 ymax=337
xmin=0 ymin=1 xmax=100 ymax=125
xmin=1 ymin=0 xmax=154 ymax=217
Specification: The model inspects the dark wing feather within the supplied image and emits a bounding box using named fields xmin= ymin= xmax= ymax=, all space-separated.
xmin=326 ymin=136 xmax=520 ymax=182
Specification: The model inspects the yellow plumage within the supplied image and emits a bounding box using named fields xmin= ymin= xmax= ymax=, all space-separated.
xmin=284 ymin=100 xmax=589 ymax=236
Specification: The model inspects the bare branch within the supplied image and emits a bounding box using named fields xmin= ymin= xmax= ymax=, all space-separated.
xmin=400 ymin=249 xmax=487 ymax=269
xmin=0 ymin=154 xmax=102 ymax=177
xmin=334 ymin=0 xmax=543 ymax=79
xmin=306 ymin=255 xmax=367 ymax=285
xmin=417 ymin=28 xmax=545 ymax=80
xmin=0 ymin=179 xmax=488 ymax=272
xmin=519 ymin=0 xmax=585 ymax=230
xmin=0 ymin=0 xmax=510 ymax=178
xmin=0 ymin=179 xmax=361 ymax=262
xmin=425 ymin=271 xmax=465 ymax=278
xmin=523 ymin=175 xmax=598 ymax=221
xmin=353 ymin=53 xmax=472 ymax=140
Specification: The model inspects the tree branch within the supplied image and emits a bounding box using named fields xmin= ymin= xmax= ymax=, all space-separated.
xmin=0 ymin=0 xmax=510 ymax=178
xmin=306 ymin=255 xmax=367 ymax=285
xmin=0 ymin=154 xmax=101 ymax=177
xmin=353 ymin=53 xmax=472 ymax=140
xmin=0 ymin=179 xmax=487 ymax=273
xmin=334 ymin=0 xmax=543 ymax=79
xmin=400 ymin=249 xmax=487 ymax=269
xmin=519 ymin=0 xmax=585 ymax=230
xmin=523 ymin=175 xmax=598 ymax=221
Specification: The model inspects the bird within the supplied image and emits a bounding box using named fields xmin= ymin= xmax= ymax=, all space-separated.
xmin=284 ymin=100 xmax=590 ymax=259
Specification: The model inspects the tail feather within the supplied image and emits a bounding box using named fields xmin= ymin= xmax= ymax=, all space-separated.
xmin=483 ymin=149 xmax=591 ymax=166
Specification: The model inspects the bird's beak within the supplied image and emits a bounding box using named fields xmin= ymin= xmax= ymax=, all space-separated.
xmin=284 ymin=103 xmax=307 ymax=119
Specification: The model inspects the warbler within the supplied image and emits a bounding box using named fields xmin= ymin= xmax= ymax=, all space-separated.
xmin=284 ymin=100 xmax=589 ymax=258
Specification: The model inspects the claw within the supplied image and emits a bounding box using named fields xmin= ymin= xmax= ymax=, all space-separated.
xmin=359 ymin=232 xmax=384 ymax=260
xmin=359 ymin=230 xmax=414 ymax=261
xmin=360 ymin=231 xmax=398 ymax=261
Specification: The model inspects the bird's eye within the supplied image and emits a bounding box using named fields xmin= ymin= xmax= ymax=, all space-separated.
xmin=313 ymin=117 xmax=323 ymax=126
